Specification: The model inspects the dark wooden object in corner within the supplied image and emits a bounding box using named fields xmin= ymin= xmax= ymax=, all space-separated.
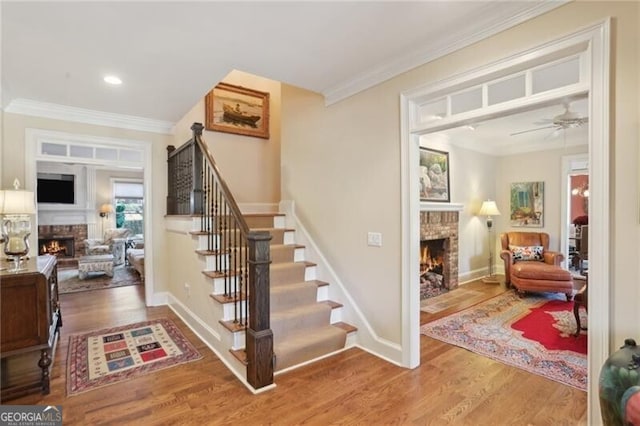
xmin=246 ymin=231 xmax=273 ymax=389
xmin=0 ymin=254 xmax=61 ymax=401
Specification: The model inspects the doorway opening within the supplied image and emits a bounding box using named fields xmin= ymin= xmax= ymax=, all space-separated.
xmin=400 ymin=21 xmax=609 ymax=418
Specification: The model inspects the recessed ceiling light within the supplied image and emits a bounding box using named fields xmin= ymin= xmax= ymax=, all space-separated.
xmin=104 ymin=75 xmax=122 ymax=85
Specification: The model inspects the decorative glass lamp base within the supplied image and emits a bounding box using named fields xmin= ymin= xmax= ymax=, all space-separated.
xmin=4 ymin=255 xmax=27 ymax=272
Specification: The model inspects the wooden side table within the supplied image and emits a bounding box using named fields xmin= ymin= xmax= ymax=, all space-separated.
xmin=573 ymin=272 xmax=588 ymax=337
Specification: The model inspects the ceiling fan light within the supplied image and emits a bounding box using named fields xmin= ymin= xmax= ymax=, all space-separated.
xmin=104 ymin=75 xmax=122 ymax=85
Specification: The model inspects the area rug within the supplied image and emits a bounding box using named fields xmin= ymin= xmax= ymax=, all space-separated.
xmin=420 ymin=287 xmax=484 ymax=313
xmin=420 ymin=290 xmax=587 ymax=391
xmin=58 ymin=265 xmax=141 ymax=294
xmin=67 ymin=318 xmax=202 ymax=395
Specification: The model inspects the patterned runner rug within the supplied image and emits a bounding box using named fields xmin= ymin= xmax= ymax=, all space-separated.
xmin=58 ymin=266 xmax=141 ymax=294
xmin=67 ymin=318 xmax=202 ymax=395
xmin=420 ymin=290 xmax=587 ymax=391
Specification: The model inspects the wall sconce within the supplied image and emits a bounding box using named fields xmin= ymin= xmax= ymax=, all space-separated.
xmin=0 ymin=178 xmax=37 ymax=271
xmin=99 ymin=203 xmax=114 ymax=218
xmin=99 ymin=203 xmax=114 ymax=236
xmin=478 ymin=200 xmax=501 ymax=284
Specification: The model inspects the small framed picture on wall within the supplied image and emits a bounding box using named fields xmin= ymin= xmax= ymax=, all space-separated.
xmin=419 ymin=147 xmax=450 ymax=202
xmin=510 ymin=181 xmax=544 ymax=227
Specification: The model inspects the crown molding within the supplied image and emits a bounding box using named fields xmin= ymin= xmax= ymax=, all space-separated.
xmin=323 ymin=1 xmax=569 ymax=106
xmin=4 ymin=98 xmax=174 ymax=134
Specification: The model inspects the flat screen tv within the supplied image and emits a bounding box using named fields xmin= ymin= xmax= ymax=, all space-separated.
xmin=37 ymin=174 xmax=75 ymax=204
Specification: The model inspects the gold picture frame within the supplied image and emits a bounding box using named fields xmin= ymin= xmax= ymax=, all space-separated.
xmin=205 ymin=83 xmax=270 ymax=139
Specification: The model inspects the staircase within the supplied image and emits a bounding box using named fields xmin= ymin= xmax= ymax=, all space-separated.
xmin=191 ymin=212 xmax=357 ymax=375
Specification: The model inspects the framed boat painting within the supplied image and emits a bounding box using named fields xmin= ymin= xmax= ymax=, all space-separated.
xmin=419 ymin=147 xmax=450 ymax=202
xmin=205 ymin=83 xmax=270 ymax=139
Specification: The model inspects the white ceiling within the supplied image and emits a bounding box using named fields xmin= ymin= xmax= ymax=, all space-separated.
xmin=1 ymin=1 xmax=568 ymax=128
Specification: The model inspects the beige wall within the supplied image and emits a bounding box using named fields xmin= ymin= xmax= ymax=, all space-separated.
xmin=1 ymin=112 xmax=172 ymax=293
xmin=496 ymin=145 xmax=588 ymax=250
xmin=173 ymin=70 xmax=281 ymax=205
xmin=281 ymin=1 xmax=639 ymax=348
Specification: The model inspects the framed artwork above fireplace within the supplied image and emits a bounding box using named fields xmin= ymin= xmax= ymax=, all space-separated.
xmin=419 ymin=147 xmax=450 ymax=202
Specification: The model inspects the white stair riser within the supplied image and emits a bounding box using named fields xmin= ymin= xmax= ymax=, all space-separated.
xmin=304 ymin=265 xmax=316 ymax=281
xmin=205 ymin=255 xmax=235 ymax=271
xmin=208 ymin=276 xmax=241 ymax=295
xmin=316 ymin=286 xmax=329 ymax=301
xmin=197 ymin=234 xmax=220 ymax=251
xmin=222 ymin=302 xmax=247 ymax=322
xmin=220 ymin=325 xmax=246 ymax=350
xmin=345 ymin=331 xmax=358 ymax=347
xmin=283 ymin=230 xmax=295 ymax=245
xmin=273 ymin=216 xmax=286 ymax=228
xmin=293 ymin=247 xmax=305 ymax=262
xmin=330 ymin=306 xmax=342 ymax=323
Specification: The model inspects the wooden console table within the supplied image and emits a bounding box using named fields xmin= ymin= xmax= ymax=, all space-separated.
xmin=0 ymin=254 xmax=62 ymax=401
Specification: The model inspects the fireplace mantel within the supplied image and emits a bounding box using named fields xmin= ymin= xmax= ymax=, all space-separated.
xmin=420 ymin=202 xmax=464 ymax=212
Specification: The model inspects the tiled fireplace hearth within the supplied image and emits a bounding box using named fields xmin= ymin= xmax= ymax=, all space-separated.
xmin=420 ymin=211 xmax=459 ymax=298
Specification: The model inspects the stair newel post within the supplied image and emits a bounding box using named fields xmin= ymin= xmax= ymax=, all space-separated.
xmin=246 ymin=230 xmax=273 ymax=389
xmin=190 ymin=123 xmax=204 ymax=216
xmin=166 ymin=145 xmax=176 ymax=215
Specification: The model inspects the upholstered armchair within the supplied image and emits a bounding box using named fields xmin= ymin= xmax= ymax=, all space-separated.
xmin=84 ymin=228 xmax=132 ymax=266
xmin=499 ymin=231 xmax=574 ymax=300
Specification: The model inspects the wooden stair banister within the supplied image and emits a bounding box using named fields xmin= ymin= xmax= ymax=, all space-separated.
xmin=169 ymin=122 xmax=274 ymax=390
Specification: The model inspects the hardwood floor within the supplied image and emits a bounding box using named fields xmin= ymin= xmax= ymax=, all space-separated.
xmin=7 ymin=279 xmax=587 ymax=425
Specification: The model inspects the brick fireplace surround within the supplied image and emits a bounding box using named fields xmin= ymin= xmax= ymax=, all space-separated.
xmin=37 ymin=224 xmax=88 ymax=268
xmin=420 ymin=211 xmax=459 ymax=294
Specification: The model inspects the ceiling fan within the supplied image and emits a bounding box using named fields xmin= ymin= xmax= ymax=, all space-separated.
xmin=510 ymin=103 xmax=589 ymax=137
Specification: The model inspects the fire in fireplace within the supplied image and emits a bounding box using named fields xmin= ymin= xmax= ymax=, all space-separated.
xmin=39 ymin=236 xmax=75 ymax=258
xmin=421 ymin=238 xmax=445 ymax=276
xmin=420 ymin=238 xmax=447 ymax=298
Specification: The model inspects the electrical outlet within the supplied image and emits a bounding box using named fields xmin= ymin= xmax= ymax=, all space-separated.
xmin=184 ymin=283 xmax=190 ymax=296
xmin=367 ymin=232 xmax=382 ymax=247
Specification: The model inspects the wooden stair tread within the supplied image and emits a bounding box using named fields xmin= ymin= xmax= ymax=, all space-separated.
xmin=333 ymin=322 xmax=358 ymax=334
xmin=220 ymin=319 xmax=247 ymax=332
xmin=250 ymin=227 xmax=295 ymax=233
xmin=321 ymin=300 xmax=343 ymax=309
xmin=210 ymin=292 xmax=246 ymax=304
xmin=230 ymin=349 xmax=247 ymax=365
xmin=195 ymin=249 xmax=225 ymax=256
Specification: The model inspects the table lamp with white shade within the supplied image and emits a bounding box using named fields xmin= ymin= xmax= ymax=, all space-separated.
xmin=0 ymin=178 xmax=37 ymax=271
xmin=478 ymin=200 xmax=501 ymax=283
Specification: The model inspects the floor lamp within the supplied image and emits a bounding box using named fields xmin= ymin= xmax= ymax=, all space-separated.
xmin=478 ymin=200 xmax=501 ymax=284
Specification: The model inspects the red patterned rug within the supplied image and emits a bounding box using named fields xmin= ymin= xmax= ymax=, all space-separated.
xmin=420 ymin=290 xmax=587 ymax=391
xmin=67 ymin=318 xmax=202 ymax=395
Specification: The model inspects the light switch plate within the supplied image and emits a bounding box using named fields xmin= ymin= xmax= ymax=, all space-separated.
xmin=367 ymin=232 xmax=382 ymax=247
